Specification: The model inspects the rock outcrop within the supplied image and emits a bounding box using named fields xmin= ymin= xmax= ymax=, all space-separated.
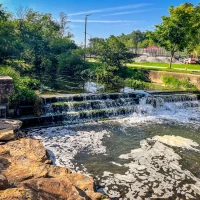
xmin=0 ymin=119 xmax=22 ymax=141
xmin=0 ymin=120 xmax=105 ymax=200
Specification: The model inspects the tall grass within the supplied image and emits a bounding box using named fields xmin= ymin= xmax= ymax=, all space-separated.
xmin=162 ymin=76 xmax=197 ymax=90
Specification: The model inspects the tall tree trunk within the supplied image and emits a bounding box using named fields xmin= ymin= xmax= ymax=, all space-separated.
xmin=169 ymin=51 xmax=174 ymax=68
xmin=169 ymin=55 xmax=173 ymax=68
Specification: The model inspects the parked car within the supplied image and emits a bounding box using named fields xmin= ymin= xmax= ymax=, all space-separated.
xmin=184 ymin=58 xmax=196 ymax=64
xmin=178 ymin=57 xmax=185 ymax=63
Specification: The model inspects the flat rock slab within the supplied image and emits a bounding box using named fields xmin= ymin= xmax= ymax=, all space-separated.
xmin=0 ymin=119 xmax=22 ymax=141
xmin=0 ymin=119 xmax=22 ymax=130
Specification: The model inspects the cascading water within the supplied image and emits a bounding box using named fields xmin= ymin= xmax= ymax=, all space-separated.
xmin=20 ymin=92 xmax=148 ymax=126
xmin=20 ymin=92 xmax=199 ymax=127
xmin=26 ymin=92 xmax=200 ymax=199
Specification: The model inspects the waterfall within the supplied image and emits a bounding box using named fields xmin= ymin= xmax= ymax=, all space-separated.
xmin=20 ymin=92 xmax=200 ymax=127
xmin=142 ymin=94 xmax=199 ymax=109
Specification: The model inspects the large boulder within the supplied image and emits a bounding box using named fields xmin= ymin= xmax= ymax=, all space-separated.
xmin=0 ymin=138 xmax=104 ymax=200
xmin=20 ymin=178 xmax=90 ymax=200
xmin=4 ymin=138 xmax=50 ymax=163
xmin=0 ymin=119 xmax=22 ymax=130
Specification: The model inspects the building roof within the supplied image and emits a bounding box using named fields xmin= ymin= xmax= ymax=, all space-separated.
xmin=144 ymin=46 xmax=160 ymax=50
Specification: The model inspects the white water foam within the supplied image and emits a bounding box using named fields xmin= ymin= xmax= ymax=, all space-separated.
xmin=116 ymin=99 xmax=200 ymax=130
xmin=153 ymin=135 xmax=200 ymax=152
xmin=84 ymin=81 xmax=104 ymax=93
xmin=102 ymin=138 xmax=200 ymax=199
xmin=28 ymin=126 xmax=109 ymax=173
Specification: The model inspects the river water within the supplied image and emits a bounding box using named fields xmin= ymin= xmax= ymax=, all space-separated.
xmin=27 ymin=98 xmax=200 ymax=199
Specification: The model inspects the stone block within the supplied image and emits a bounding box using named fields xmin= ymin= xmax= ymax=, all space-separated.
xmin=0 ymin=129 xmax=15 ymax=141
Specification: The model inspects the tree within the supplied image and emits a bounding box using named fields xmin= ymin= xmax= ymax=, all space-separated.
xmin=131 ymin=30 xmax=146 ymax=53
xmin=58 ymin=12 xmax=73 ymax=38
xmin=153 ymin=3 xmax=198 ymax=68
xmin=117 ymin=33 xmax=133 ymax=48
xmin=96 ymin=35 xmax=132 ymax=68
xmin=0 ymin=5 xmax=21 ymax=63
xmin=88 ymin=37 xmax=104 ymax=55
xmin=187 ymin=3 xmax=200 ymax=56
xmin=14 ymin=8 xmax=61 ymax=77
xmin=88 ymin=35 xmax=131 ymax=92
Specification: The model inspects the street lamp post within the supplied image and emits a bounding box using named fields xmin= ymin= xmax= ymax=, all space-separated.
xmin=84 ymin=14 xmax=91 ymax=61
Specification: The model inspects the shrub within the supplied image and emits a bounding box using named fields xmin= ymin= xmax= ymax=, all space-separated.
xmin=125 ymin=78 xmax=148 ymax=90
xmin=0 ymin=66 xmax=42 ymax=114
xmin=104 ymin=76 xmax=125 ymax=92
xmin=121 ymin=68 xmax=147 ymax=80
xmin=0 ymin=66 xmax=20 ymax=83
xmin=9 ymin=86 xmax=37 ymax=108
xmin=162 ymin=76 xmax=197 ymax=90
xmin=21 ymin=77 xmax=40 ymax=90
xmin=33 ymin=98 xmax=43 ymax=116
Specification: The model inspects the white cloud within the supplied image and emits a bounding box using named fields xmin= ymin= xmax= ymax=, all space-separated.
xmin=68 ymin=4 xmax=151 ymax=16
xmin=71 ymin=20 xmax=144 ymax=23
xmin=101 ymin=9 xmax=155 ymax=16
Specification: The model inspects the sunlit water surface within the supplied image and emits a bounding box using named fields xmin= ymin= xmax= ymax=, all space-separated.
xmin=27 ymin=100 xmax=200 ymax=200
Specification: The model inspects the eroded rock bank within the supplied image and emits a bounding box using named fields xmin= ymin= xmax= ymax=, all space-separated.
xmin=0 ymin=119 xmax=105 ymax=200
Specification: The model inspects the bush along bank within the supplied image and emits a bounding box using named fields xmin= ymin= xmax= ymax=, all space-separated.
xmin=162 ymin=76 xmax=198 ymax=91
xmin=0 ymin=66 xmax=42 ymax=117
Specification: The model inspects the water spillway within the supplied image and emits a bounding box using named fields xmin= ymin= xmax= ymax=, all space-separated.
xmin=20 ymin=92 xmax=146 ymax=127
xmin=18 ymin=91 xmax=200 ymax=127
xmin=26 ymin=91 xmax=200 ymax=199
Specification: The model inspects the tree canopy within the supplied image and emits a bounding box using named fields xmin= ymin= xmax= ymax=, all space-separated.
xmin=152 ymin=3 xmax=200 ymax=68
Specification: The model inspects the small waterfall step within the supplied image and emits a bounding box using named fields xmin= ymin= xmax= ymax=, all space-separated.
xmin=41 ymin=92 xmax=146 ymax=104
xmin=143 ymin=91 xmax=200 ymax=108
xmin=16 ymin=91 xmax=200 ymax=128
xmin=46 ymin=98 xmax=138 ymax=114
xmin=20 ymin=105 xmax=139 ymax=127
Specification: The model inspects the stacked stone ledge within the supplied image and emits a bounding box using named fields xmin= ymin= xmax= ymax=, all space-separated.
xmin=0 ymin=76 xmax=14 ymax=118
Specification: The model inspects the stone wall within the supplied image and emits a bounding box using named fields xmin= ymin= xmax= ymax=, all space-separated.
xmin=0 ymin=76 xmax=14 ymax=118
xmin=148 ymin=71 xmax=200 ymax=90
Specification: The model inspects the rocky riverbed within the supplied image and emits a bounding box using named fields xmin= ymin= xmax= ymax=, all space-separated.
xmin=0 ymin=119 xmax=105 ymax=200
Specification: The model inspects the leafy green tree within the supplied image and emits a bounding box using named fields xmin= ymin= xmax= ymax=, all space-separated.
xmin=0 ymin=5 xmax=21 ymax=63
xmin=88 ymin=35 xmax=131 ymax=91
xmin=153 ymin=3 xmax=198 ymax=68
xmin=117 ymin=33 xmax=133 ymax=48
xmin=58 ymin=12 xmax=73 ymax=38
xmin=187 ymin=3 xmax=200 ymax=55
xmin=0 ymin=4 xmax=8 ymax=20
xmin=131 ymin=30 xmax=146 ymax=52
xmin=58 ymin=50 xmax=84 ymax=76
xmin=96 ymin=35 xmax=132 ymax=68
xmin=88 ymin=37 xmax=104 ymax=55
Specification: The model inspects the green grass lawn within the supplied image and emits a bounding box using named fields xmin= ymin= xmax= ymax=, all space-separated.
xmin=129 ymin=62 xmax=200 ymax=71
xmin=126 ymin=65 xmax=200 ymax=75
xmin=87 ymin=58 xmax=200 ymax=75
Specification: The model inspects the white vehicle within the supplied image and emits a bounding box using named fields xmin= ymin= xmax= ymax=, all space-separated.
xmin=184 ymin=58 xmax=196 ymax=64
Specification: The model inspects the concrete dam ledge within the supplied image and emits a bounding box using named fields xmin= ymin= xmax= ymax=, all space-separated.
xmin=148 ymin=70 xmax=200 ymax=90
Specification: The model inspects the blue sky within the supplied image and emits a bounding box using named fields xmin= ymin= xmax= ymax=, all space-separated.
xmin=1 ymin=0 xmax=199 ymax=45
